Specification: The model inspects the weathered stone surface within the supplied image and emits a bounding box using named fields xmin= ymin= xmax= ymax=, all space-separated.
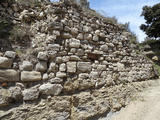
xmin=69 ymin=38 xmax=80 ymax=48
xmin=22 ymin=88 xmax=39 ymax=101
xmin=47 ymin=44 xmax=60 ymax=51
xmin=37 ymin=52 xmax=48 ymax=61
xmin=0 ymin=57 xmax=12 ymax=69
xmin=0 ymin=96 xmax=71 ymax=119
xmin=42 ymin=73 xmax=49 ymax=80
xmin=9 ymin=87 xmax=22 ymax=101
xmin=0 ymin=1 xmax=157 ymax=118
xmin=39 ymin=83 xmax=63 ymax=95
xmin=77 ymin=33 xmax=83 ymax=40
xmin=0 ymin=69 xmax=19 ymax=82
xmin=48 ymin=62 xmax=57 ymax=73
xmin=152 ymin=56 xmax=159 ymax=61
xmin=67 ymin=62 xmax=76 ymax=73
xmin=71 ymin=91 xmax=110 ymax=120
xmin=56 ymin=72 xmax=67 ymax=78
xmin=93 ymin=35 xmax=99 ymax=42
xmin=0 ymin=89 xmax=11 ymax=107
xmin=4 ymin=51 xmax=16 ymax=59
xmin=35 ymin=61 xmax=47 ymax=72
xmin=77 ymin=62 xmax=91 ymax=72
xmin=21 ymin=71 xmax=42 ymax=82
xmin=20 ymin=61 xmax=33 ymax=71
xmin=90 ymin=71 xmax=99 ymax=79
xmin=59 ymin=63 xmax=66 ymax=72
xmin=79 ymin=73 xmax=89 ymax=79
xmin=49 ymin=77 xmax=63 ymax=84
xmin=62 ymin=33 xmax=72 ymax=39
xmin=100 ymin=45 xmax=108 ymax=52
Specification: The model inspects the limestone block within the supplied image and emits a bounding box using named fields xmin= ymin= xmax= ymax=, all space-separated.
xmin=67 ymin=62 xmax=76 ymax=73
xmin=0 ymin=69 xmax=19 ymax=82
xmin=35 ymin=61 xmax=47 ymax=72
xmin=0 ymin=89 xmax=11 ymax=107
xmin=20 ymin=61 xmax=33 ymax=71
xmin=4 ymin=51 xmax=16 ymax=59
xmin=21 ymin=71 xmax=42 ymax=82
xmin=77 ymin=62 xmax=91 ymax=72
xmin=22 ymin=88 xmax=39 ymax=101
xmin=0 ymin=57 xmax=12 ymax=69
xmin=56 ymin=72 xmax=67 ymax=78
xmin=37 ymin=52 xmax=48 ymax=61
xmin=39 ymin=83 xmax=63 ymax=96
xmin=69 ymin=38 xmax=80 ymax=48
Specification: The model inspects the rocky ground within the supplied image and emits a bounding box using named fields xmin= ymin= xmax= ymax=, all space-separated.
xmin=99 ymin=79 xmax=160 ymax=120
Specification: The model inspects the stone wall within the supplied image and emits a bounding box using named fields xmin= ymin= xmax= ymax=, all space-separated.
xmin=0 ymin=1 xmax=157 ymax=120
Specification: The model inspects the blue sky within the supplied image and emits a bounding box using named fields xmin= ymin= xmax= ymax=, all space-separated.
xmin=51 ymin=0 xmax=159 ymax=42
xmin=89 ymin=0 xmax=159 ymax=42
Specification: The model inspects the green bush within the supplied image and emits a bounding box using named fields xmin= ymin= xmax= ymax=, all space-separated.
xmin=0 ymin=20 xmax=13 ymax=39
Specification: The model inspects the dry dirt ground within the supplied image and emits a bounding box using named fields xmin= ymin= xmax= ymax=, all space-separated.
xmin=100 ymin=79 xmax=160 ymax=120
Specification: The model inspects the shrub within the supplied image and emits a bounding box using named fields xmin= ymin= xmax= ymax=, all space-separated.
xmin=9 ymin=25 xmax=32 ymax=47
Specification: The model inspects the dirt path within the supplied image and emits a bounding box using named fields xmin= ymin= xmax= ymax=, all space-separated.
xmin=100 ymin=79 xmax=160 ymax=120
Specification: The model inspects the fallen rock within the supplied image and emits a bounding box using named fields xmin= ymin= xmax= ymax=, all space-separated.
xmin=0 ymin=69 xmax=19 ymax=82
xmin=39 ymin=83 xmax=63 ymax=96
xmin=21 ymin=71 xmax=42 ymax=82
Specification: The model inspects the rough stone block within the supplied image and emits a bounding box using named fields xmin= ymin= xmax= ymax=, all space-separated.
xmin=0 ymin=69 xmax=19 ymax=82
xmin=67 ymin=62 xmax=76 ymax=73
xmin=77 ymin=62 xmax=91 ymax=72
xmin=21 ymin=71 xmax=42 ymax=82
xmin=0 ymin=57 xmax=12 ymax=69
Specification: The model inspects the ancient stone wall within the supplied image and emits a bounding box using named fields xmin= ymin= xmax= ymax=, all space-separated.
xmin=0 ymin=1 xmax=157 ymax=120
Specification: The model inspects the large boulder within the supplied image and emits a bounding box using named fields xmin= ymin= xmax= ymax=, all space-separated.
xmin=21 ymin=71 xmax=42 ymax=82
xmin=0 ymin=69 xmax=19 ymax=82
xmin=0 ymin=57 xmax=12 ymax=69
